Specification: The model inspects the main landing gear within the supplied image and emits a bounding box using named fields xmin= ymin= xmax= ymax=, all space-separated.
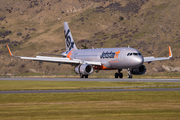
xmin=80 ymin=74 xmax=88 ymax=78
xmin=115 ymin=69 xmax=123 ymax=78
xmin=114 ymin=69 xmax=133 ymax=79
xmin=127 ymin=68 xmax=132 ymax=79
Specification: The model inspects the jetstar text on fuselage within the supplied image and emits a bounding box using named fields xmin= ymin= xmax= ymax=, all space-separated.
xmin=100 ymin=51 xmax=116 ymax=59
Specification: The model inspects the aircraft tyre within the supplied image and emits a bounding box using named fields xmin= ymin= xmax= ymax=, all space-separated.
xmin=115 ymin=73 xmax=119 ymax=78
xmin=80 ymin=74 xmax=88 ymax=78
xmin=85 ymin=75 xmax=88 ymax=78
xmin=115 ymin=73 xmax=123 ymax=78
xmin=119 ymin=73 xmax=123 ymax=78
xmin=128 ymin=75 xmax=132 ymax=79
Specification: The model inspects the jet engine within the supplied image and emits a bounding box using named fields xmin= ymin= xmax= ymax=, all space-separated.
xmin=131 ymin=65 xmax=146 ymax=75
xmin=75 ymin=64 xmax=94 ymax=75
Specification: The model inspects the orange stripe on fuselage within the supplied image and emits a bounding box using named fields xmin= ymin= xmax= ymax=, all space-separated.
xmin=94 ymin=65 xmax=117 ymax=70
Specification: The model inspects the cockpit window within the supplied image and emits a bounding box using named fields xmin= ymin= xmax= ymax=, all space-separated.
xmin=133 ymin=53 xmax=138 ymax=55
xmin=127 ymin=52 xmax=141 ymax=56
xmin=127 ymin=53 xmax=132 ymax=56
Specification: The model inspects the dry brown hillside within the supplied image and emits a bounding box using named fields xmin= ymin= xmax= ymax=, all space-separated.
xmin=0 ymin=0 xmax=179 ymax=76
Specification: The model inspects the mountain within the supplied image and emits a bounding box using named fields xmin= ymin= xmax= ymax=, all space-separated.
xmin=0 ymin=0 xmax=179 ymax=76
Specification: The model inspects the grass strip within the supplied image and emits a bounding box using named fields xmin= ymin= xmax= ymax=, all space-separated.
xmin=0 ymin=91 xmax=180 ymax=120
xmin=0 ymin=81 xmax=180 ymax=91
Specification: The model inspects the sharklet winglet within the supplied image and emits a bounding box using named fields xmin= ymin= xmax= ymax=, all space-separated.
xmin=6 ymin=44 xmax=21 ymax=58
xmin=168 ymin=46 xmax=172 ymax=58
xmin=6 ymin=44 xmax=13 ymax=56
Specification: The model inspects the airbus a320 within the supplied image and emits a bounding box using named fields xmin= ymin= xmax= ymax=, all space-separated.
xmin=7 ymin=22 xmax=172 ymax=78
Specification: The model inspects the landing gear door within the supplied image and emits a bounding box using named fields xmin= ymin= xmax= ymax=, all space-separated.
xmin=119 ymin=49 xmax=125 ymax=60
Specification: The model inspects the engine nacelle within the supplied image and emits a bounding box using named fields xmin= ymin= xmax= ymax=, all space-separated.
xmin=131 ymin=65 xmax=146 ymax=75
xmin=75 ymin=64 xmax=94 ymax=75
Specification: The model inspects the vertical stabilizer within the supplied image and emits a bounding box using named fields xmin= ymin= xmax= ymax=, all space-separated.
xmin=64 ymin=22 xmax=78 ymax=51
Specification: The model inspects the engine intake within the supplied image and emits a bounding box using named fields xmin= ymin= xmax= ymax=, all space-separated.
xmin=131 ymin=65 xmax=146 ymax=75
xmin=75 ymin=64 xmax=94 ymax=75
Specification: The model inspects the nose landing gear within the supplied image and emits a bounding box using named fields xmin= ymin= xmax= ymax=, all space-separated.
xmin=127 ymin=68 xmax=132 ymax=78
xmin=115 ymin=69 xmax=123 ymax=78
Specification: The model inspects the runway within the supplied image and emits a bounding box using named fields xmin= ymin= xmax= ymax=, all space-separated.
xmin=0 ymin=77 xmax=179 ymax=94
xmin=0 ymin=77 xmax=180 ymax=82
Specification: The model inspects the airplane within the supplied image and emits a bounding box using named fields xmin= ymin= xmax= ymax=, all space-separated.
xmin=7 ymin=22 xmax=173 ymax=78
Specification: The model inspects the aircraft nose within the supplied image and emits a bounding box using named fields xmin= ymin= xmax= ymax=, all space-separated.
xmin=134 ymin=56 xmax=144 ymax=65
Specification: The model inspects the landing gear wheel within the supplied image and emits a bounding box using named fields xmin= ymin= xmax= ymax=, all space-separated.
xmin=80 ymin=75 xmax=88 ymax=78
xmin=119 ymin=73 xmax=123 ymax=78
xmin=118 ymin=69 xmax=123 ymax=79
xmin=85 ymin=75 xmax=88 ymax=78
xmin=115 ymin=72 xmax=123 ymax=78
xmin=128 ymin=75 xmax=132 ymax=79
xmin=115 ymin=73 xmax=119 ymax=78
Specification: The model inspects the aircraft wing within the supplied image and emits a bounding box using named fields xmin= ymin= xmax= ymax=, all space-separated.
xmin=144 ymin=46 xmax=172 ymax=63
xmin=37 ymin=52 xmax=66 ymax=57
xmin=7 ymin=45 xmax=101 ymax=66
